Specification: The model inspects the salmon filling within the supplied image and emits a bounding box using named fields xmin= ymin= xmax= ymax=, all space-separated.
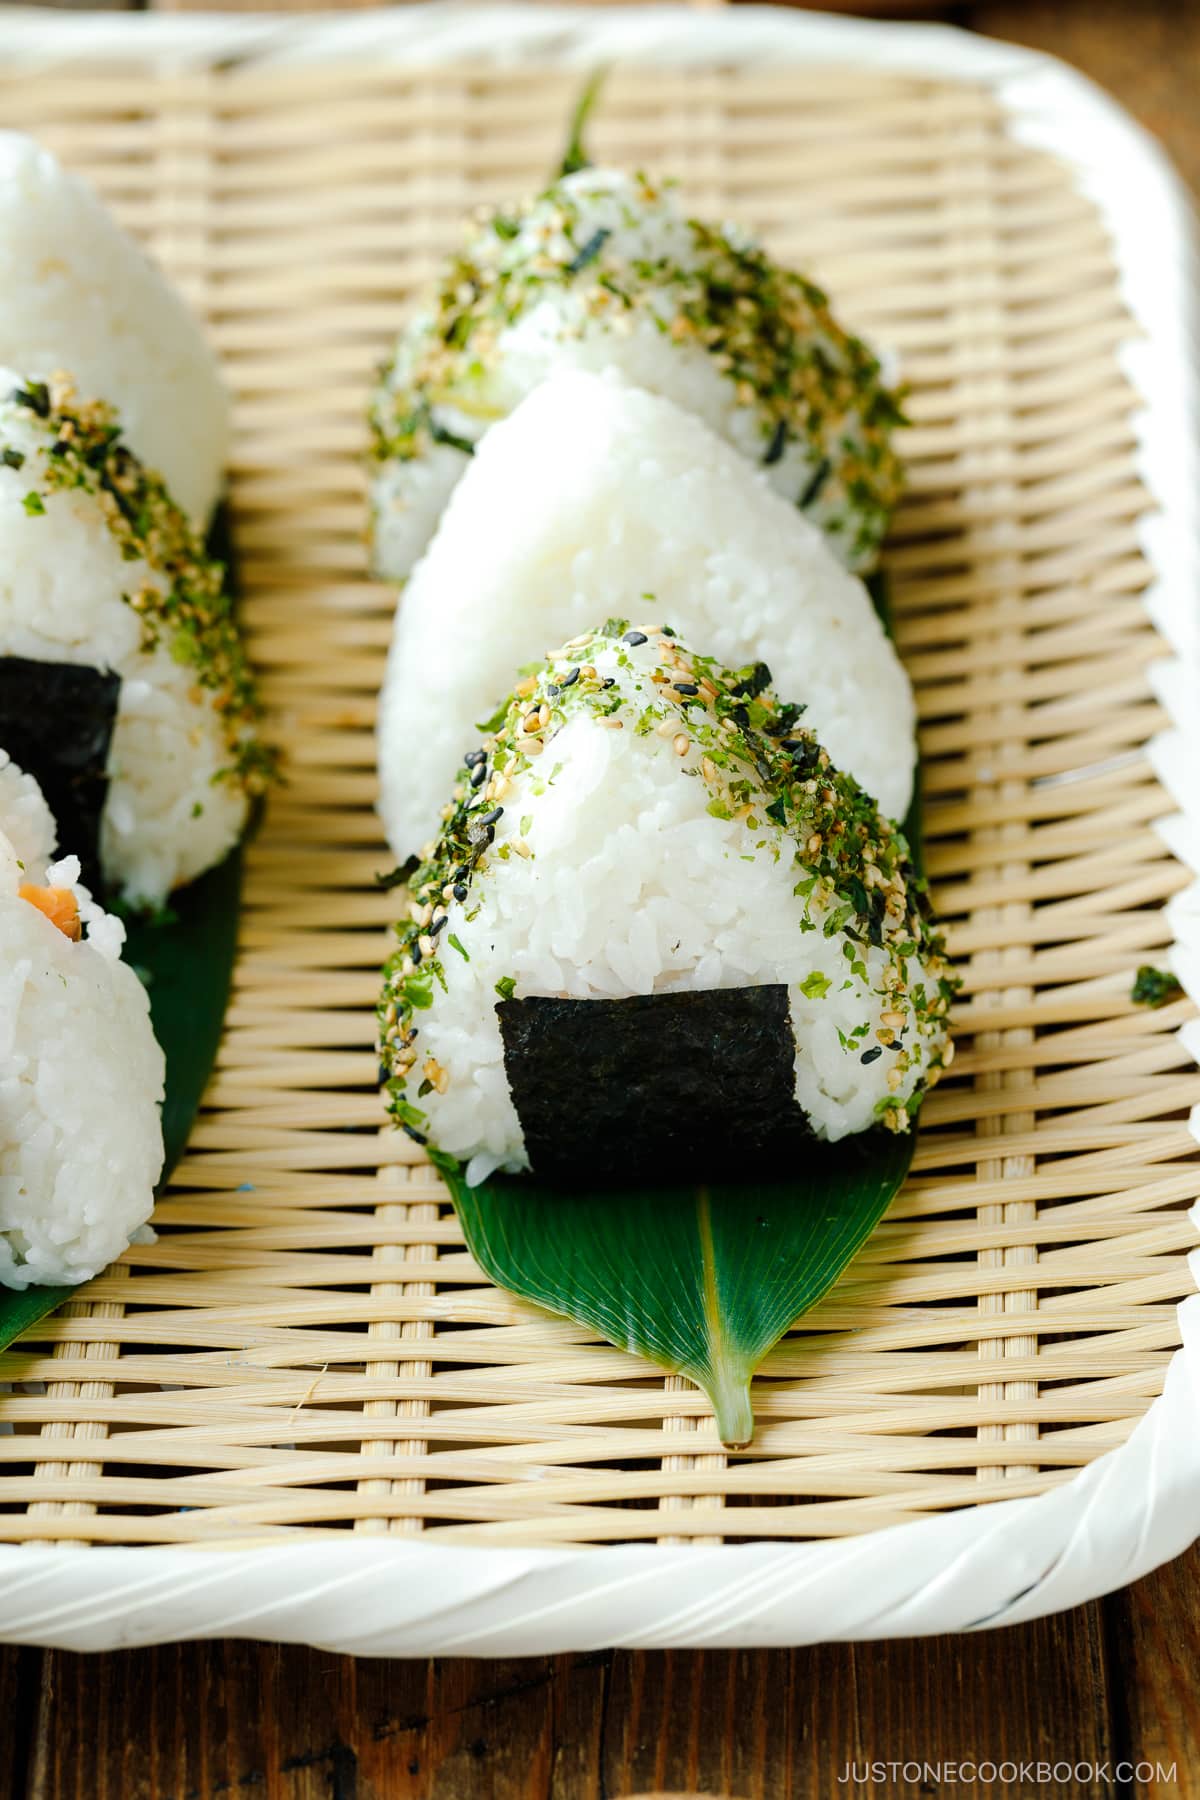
xmin=19 ymin=882 xmax=82 ymax=941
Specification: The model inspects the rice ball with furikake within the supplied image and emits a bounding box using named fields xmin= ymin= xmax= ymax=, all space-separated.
xmin=377 ymin=624 xmax=956 ymax=1186
xmin=0 ymin=133 xmax=230 ymax=528
xmin=368 ymin=168 xmax=905 ymax=583
xmin=0 ymin=374 xmax=273 ymax=905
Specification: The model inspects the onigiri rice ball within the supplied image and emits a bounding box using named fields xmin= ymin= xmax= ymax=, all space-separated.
xmin=377 ymin=623 xmax=955 ymax=1185
xmin=368 ymin=167 xmax=904 ymax=582
xmin=0 ymin=747 xmax=54 ymax=879
xmin=0 ymin=757 xmax=164 ymax=1288
xmin=377 ymin=372 xmax=916 ymax=858
xmin=0 ymin=132 xmax=229 ymax=526
xmin=0 ymin=372 xmax=272 ymax=905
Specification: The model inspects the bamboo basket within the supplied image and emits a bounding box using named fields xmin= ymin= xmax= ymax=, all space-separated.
xmin=1 ymin=5 xmax=1198 ymax=1653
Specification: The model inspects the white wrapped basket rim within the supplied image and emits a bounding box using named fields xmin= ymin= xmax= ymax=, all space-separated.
xmin=0 ymin=4 xmax=1197 ymax=1654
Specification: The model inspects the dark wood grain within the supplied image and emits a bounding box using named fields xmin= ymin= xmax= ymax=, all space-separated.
xmin=9 ymin=1 xmax=1200 ymax=1794
xmin=1104 ymin=1544 xmax=1200 ymax=1798
xmin=24 ymin=1620 xmax=1133 ymax=1799
xmin=1 ymin=1645 xmax=40 ymax=1789
xmin=26 ymin=1648 xmax=609 ymax=1799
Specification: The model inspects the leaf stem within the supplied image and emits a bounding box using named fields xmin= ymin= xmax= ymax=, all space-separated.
xmin=558 ymin=67 xmax=609 ymax=179
xmin=705 ymin=1365 xmax=755 ymax=1451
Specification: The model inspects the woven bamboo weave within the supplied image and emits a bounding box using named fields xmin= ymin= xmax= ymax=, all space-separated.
xmin=0 ymin=55 xmax=1195 ymax=1548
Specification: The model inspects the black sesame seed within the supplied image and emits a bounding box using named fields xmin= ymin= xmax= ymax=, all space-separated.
xmin=545 ymin=683 xmax=560 ymax=698
xmin=469 ymin=761 xmax=488 ymax=788
xmin=463 ymin=749 xmax=486 ymax=767
xmin=401 ymin=1122 xmax=428 ymax=1146
xmin=798 ymin=456 xmax=832 ymax=511
xmin=410 ymin=942 xmax=422 ymax=966
xmin=860 ymin=1046 xmax=883 ymax=1065
xmin=763 ymin=419 xmax=789 ymax=467
xmin=452 ymin=883 xmax=468 ymax=902
xmin=601 ymin=677 xmax=616 ymax=689
xmin=475 ymin=807 xmax=503 ymax=830
xmin=622 ymin=630 xmax=648 ymax=647
xmin=429 ymin=916 xmax=448 ymax=937
xmin=559 ymin=666 xmax=581 ymax=689
xmin=673 ymin=681 xmax=699 ymax=696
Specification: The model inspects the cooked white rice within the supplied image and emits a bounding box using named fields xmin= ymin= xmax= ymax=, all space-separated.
xmin=0 ymin=747 xmax=54 ymax=879
xmin=378 ymin=626 xmax=954 ymax=1182
xmin=0 ymin=132 xmax=229 ymax=525
xmin=0 ymin=372 xmax=270 ymax=905
xmin=0 ymin=764 xmax=164 ymax=1289
xmin=378 ymin=372 xmax=916 ymax=858
xmin=368 ymin=167 xmax=903 ymax=582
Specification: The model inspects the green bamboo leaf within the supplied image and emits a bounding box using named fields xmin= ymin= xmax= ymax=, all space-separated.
xmin=440 ymin=570 xmax=927 ymax=1446
xmin=446 ymin=1134 xmax=913 ymax=1447
xmin=124 ymin=844 xmax=243 ymax=1179
xmin=0 ymin=845 xmax=243 ymax=1352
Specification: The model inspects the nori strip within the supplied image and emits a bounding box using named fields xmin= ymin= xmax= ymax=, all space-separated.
xmin=496 ymin=985 xmax=812 ymax=1184
xmin=0 ymin=656 xmax=119 ymax=890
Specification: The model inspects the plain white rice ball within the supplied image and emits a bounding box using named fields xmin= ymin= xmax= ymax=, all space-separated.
xmin=0 ymin=372 xmax=270 ymax=905
xmin=0 ymin=132 xmax=229 ymax=526
xmin=379 ymin=625 xmax=954 ymax=1180
xmin=369 ymin=167 xmax=903 ymax=581
xmin=378 ymin=372 xmax=916 ymax=857
xmin=0 ymin=747 xmax=54 ymax=880
xmin=0 ymin=763 xmax=164 ymax=1288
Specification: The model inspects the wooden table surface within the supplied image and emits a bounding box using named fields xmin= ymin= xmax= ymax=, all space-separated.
xmin=7 ymin=1 xmax=1200 ymax=1795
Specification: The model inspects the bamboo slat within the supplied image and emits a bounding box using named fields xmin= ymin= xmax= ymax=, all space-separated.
xmin=0 ymin=56 xmax=1194 ymax=1548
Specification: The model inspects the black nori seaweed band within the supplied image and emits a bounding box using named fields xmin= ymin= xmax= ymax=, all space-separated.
xmin=0 ymin=656 xmax=120 ymax=891
xmin=496 ymin=985 xmax=812 ymax=1184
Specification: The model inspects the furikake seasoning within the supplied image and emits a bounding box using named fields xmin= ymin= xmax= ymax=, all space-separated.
xmin=370 ymin=170 xmax=905 ymax=569
xmin=6 ymin=376 xmax=275 ymax=794
xmin=377 ymin=622 xmax=956 ymax=1143
xmin=1131 ymin=965 xmax=1183 ymax=1008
